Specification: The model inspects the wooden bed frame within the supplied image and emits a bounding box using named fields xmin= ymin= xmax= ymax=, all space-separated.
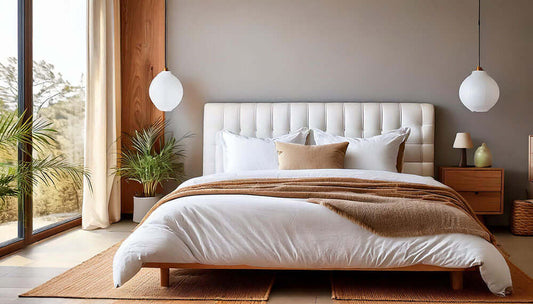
xmin=143 ymin=262 xmax=477 ymax=290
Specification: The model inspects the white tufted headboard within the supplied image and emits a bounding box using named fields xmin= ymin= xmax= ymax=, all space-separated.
xmin=203 ymin=103 xmax=435 ymax=176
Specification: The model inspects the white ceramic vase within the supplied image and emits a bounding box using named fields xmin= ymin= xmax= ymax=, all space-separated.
xmin=133 ymin=195 xmax=162 ymax=223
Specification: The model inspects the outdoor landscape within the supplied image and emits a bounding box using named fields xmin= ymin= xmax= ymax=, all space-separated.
xmin=0 ymin=57 xmax=85 ymax=231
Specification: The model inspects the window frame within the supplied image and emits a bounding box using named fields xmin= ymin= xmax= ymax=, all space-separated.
xmin=0 ymin=0 xmax=83 ymax=258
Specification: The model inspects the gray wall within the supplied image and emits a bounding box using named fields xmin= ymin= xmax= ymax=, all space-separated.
xmin=166 ymin=0 xmax=533 ymax=225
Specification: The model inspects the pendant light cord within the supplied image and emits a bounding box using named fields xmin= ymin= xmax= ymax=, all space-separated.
xmin=164 ymin=0 xmax=168 ymax=70
xmin=478 ymin=0 xmax=481 ymax=68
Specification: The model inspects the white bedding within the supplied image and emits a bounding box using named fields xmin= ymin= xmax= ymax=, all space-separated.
xmin=113 ymin=169 xmax=512 ymax=295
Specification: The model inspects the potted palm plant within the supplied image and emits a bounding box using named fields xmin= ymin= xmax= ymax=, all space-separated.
xmin=0 ymin=111 xmax=90 ymax=203
xmin=113 ymin=119 xmax=187 ymax=222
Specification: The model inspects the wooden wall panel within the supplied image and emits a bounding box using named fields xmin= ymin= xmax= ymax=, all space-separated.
xmin=120 ymin=0 xmax=165 ymax=214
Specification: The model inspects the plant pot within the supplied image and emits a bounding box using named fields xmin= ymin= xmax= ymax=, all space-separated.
xmin=133 ymin=195 xmax=162 ymax=223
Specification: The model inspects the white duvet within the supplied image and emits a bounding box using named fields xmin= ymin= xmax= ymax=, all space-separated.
xmin=113 ymin=169 xmax=512 ymax=295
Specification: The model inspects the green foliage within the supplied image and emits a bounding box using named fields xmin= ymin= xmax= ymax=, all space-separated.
xmin=0 ymin=57 xmax=83 ymax=114
xmin=0 ymin=57 xmax=88 ymax=224
xmin=114 ymin=119 xmax=188 ymax=197
xmin=0 ymin=57 xmax=17 ymax=112
xmin=0 ymin=112 xmax=91 ymax=204
xmin=31 ymin=92 xmax=86 ymax=219
xmin=0 ymin=110 xmax=55 ymax=155
xmin=0 ymin=169 xmax=17 ymax=200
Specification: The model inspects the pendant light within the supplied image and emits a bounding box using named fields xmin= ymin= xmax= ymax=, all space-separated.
xmin=149 ymin=0 xmax=183 ymax=112
xmin=459 ymin=0 xmax=499 ymax=112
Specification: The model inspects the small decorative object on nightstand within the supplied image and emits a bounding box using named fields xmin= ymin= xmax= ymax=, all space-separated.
xmin=474 ymin=143 xmax=492 ymax=168
xmin=439 ymin=167 xmax=504 ymax=217
xmin=453 ymin=133 xmax=474 ymax=167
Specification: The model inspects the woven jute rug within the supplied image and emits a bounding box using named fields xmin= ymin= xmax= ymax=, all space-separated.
xmin=331 ymin=262 xmax=533 ymax=303
xmin=20 ymin=244 xmax=274 ymax=303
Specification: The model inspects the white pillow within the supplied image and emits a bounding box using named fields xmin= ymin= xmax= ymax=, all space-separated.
xmin=217 ymin=128 xmax=309 ymax=172
xmin=312 ymin=127 xmax=410 ymax=172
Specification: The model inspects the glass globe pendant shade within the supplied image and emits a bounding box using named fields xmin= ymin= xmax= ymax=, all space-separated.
xmin=148 ymin=70 xmax=184 ymax=112
xmin=459 ymin=69 xmax=499 ymax=112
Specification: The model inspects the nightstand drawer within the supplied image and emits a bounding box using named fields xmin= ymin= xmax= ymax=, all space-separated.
xmin=444 ymin=170 xmax=502 ymax=191
xmin=459 ymin=191 xmax=502 ymax=213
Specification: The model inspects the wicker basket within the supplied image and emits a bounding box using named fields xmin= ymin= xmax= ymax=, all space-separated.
xmin=511 ymin=200 xmax=533 ymax=236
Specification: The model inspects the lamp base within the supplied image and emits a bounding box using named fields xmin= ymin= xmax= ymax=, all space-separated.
xmin=458 ymin=148 xmax=468 ymax=167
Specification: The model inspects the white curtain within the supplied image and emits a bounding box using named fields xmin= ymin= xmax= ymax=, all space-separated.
xmin=82 ymin=0 xmax=121 ymax=230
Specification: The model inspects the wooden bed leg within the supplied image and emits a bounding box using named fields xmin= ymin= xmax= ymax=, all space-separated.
xmin=450 ymin=271 xmax=463 ymax=290
xmin=160 ymin=268 xmax=170 ymax=287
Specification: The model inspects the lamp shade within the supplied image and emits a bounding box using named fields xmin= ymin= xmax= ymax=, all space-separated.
xmin=453 ymin=132 xmax=474 ymax=149
xmin=148 ymin=70 xmax=183 ymax=112
xmin=459 ymin=70 xmax=499 ymax=112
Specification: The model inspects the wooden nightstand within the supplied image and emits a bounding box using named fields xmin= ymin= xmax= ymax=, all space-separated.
xmin=439 ymin=167 xmax=504 ymax=215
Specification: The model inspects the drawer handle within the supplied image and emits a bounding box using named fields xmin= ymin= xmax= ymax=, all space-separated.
xmin=474 ymin=191 xmax=479 ymax=195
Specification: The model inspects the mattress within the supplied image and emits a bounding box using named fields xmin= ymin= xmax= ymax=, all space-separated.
xmin=113 ymin=169 xmax=512 ymax=295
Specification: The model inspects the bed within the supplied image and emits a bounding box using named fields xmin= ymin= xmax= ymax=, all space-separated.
xmin=113 ymin=102 xmax=512 ymax=296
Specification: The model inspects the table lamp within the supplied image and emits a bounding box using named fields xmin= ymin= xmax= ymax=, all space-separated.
xmin=453 ymin=132 xmax=474 ymax=167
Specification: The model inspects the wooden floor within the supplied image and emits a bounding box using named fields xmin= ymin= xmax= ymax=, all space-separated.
xmin=0 ymin=221 xmax=532 ymax=304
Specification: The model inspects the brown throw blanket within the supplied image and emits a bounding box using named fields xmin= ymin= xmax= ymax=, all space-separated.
xmin=141 ymin=177 xmax=493 ymax=243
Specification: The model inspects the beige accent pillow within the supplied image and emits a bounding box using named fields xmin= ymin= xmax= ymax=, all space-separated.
xmin=275 ymin=142 xmax=349 ymax=170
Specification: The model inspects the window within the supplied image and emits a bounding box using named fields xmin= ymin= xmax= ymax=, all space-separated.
xmin=32 ymin=0 xmax=87 ymax=232
xmin=0 ymin=0 xmax=20 ymax=245
xmin=0 ymin=0 xmax=87 ymax=254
